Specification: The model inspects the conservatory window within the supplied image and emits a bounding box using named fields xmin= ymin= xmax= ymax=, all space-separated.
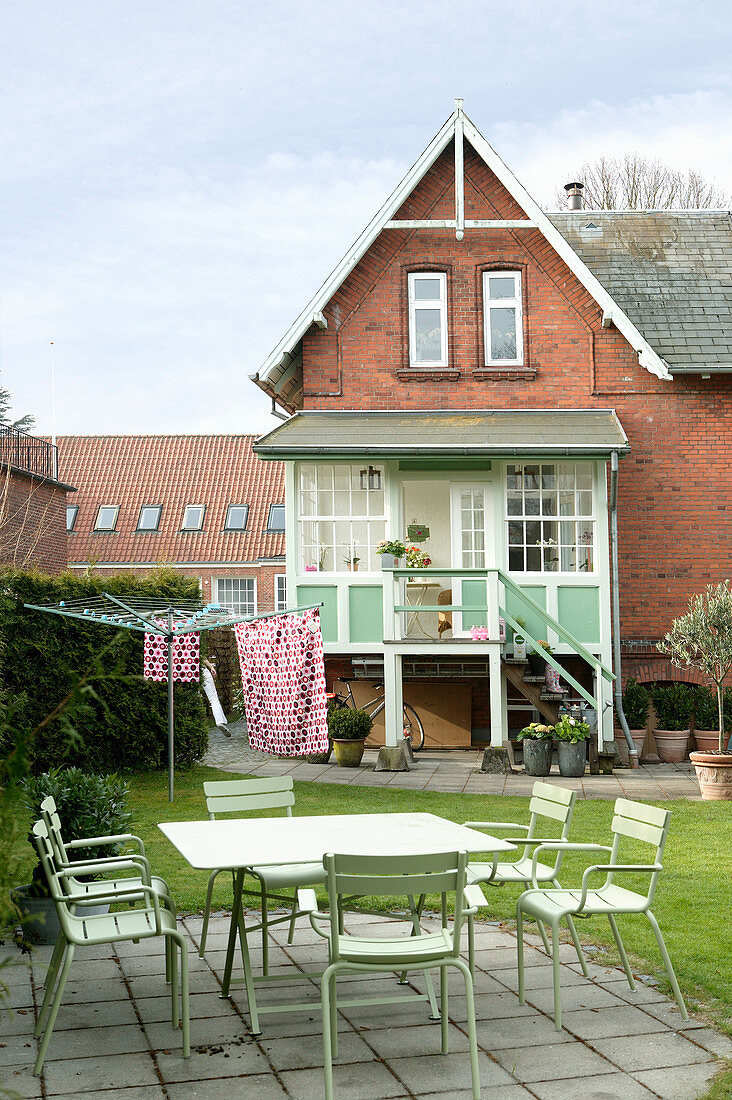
xmin=483 ymin=271 xmax=523 ymax=364
xmin=506 ymin=462 xmax=594 ymax=573
xmin=408 ymin=272 xmax=447 ymax=366
xmin=298 ymin=463 xmax=386 ymax=573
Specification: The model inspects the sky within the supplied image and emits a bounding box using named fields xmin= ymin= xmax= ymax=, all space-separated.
xmin=1 ymin=0 xmax=731 ymax=437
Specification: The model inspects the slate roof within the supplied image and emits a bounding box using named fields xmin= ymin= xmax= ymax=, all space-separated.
xmin=550 ymin=211 xmax=732 ymax=373
xmin=58 ymin=436 xmax=284 ymax=566
xmin=254 ymin=410 xmax=630 ymax=456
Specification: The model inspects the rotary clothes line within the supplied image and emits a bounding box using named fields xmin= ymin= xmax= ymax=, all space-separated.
xmin=22 ymin=592 xmax=323 ymax=802
xmin=234 ymin=607 xmax=329 ymax=756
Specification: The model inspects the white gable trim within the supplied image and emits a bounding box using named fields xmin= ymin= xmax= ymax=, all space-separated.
xmin=255 ymin=104 xmax=671 ymax=387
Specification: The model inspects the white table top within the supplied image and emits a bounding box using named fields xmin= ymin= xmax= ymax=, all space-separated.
xmin=158 ymin=812 xmax=515 ymax=870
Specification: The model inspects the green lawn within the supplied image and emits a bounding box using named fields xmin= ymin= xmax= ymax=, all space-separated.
xmin=10 ymin=766 xmax=732 ymax=1053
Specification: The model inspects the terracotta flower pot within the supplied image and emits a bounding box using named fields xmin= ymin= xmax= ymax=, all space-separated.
xmin=332 ymin=738 xmax=366 ymax=767
xmin=689 ymin=750 xmax=732 ymax=800
xmin=522 ymin=739 xmax=552 ymax=777
xmin=692 ymin=731 xmax=725 ymax=753
xmin=652 ymin=729 xmax=689 ymax=763
xmin=616 ymin=730 xmax=646 ymax=765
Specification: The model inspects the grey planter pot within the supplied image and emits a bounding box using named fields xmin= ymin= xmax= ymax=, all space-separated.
xmin=522 ymin=738 xmax=552 ymax=777
xmin=380 ymin=553 xmax=397 ymax=570
xmin=11 ymin=885 xmax=111 ymax=944
xmin=558 ymin=740 xmax=587 ymax=777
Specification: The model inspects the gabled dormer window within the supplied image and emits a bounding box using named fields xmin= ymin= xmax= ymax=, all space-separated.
xmin=408 ymin=272 xmax=447 ymax=366
xmin=483 ymin=271 xmax=523 ymax=365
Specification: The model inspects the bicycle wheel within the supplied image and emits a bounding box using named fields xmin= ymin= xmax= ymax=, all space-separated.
xmin=402 ymin=703 xmax=425 ymax=751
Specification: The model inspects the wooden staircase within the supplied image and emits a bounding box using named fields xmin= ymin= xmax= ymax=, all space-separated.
xmin=502 ymin=656 xmax=568 ymax=725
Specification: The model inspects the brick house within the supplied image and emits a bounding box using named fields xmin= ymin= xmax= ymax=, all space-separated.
xmin=0 ymin=428 xmax=72 ymax=574
xmin=251 ymin=101 xmax=732 ymax=753
xmin=58 ymin=435 xmax=286 ymax=616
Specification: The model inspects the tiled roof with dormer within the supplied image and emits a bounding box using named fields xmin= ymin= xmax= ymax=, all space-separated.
xmin=58 ymin=435 xmax=284 ymax=567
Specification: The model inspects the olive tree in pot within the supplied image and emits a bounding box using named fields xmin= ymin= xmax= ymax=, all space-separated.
xmin=648 ymin=682 xmax=693 ymax=763
xmin=328 ymin=707 xmax=373 ymax=768
xmin=516 ymin=722 xmax=554 ymax=777
xmin=657 ymin=580 xmax=732 ymax=799
xmin=554 ymin=714 xmax=590 ymax=777
xmin=12 ymin=768 xmax=131 ymax=942
xmin=618 ymin=679 xmax=650 ymax=763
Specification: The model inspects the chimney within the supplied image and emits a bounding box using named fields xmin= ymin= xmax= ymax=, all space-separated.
xmin=564 ymin=181 xmax=584 ymax=210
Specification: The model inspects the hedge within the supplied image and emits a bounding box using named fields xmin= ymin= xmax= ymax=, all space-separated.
xmin=0 ymin=568 xmax=208 ymax=773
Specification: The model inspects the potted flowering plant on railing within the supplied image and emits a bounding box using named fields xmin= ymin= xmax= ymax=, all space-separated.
xmin=377 ymin=539 xmax=406 ymax=570
xmin=554 ymin=714 xmax=590 ymax=777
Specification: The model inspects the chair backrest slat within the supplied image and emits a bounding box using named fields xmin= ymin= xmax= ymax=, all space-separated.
xmin=528 ymin=796 xmax=572 ymax=824
xmin=611 ymin=815 xmax=665 ymax=848
xmin=523 ymin=783 xmax=578 ymax=868
xmin=207 ymin=791 xmax=295 ymax=815
xmin=203 ymin=777 xmax=294 ymax=797
xmin=531 ymin=782 xmax=575 ymax=807
xmin=334 ymin=870 xmax=458 ymax=897
xmin=204 ymin=776 xmax=296 ymax=819
xmin=614 ymin=798 xmax=668 ymax=828
xmin=608 ymin=798 xmax=671 ymax=904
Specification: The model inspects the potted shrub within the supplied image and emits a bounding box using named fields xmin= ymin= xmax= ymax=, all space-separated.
xmin=648 ymin=682 xmax=693 ymax=762
xmin=516 ymin=722 xmax=554 ymax=777
xmin=658 ymin=581 xmax=732 ymax=799
xmin=691 ymin=686 xmax=722 ymax=753
xmin=619 ymin=678 xmax=650 ymax=762
xmin=377 ymin=539 xmax=406 ymax=570
xmin=12 ymin=767 xmax=131 ymax=943
xmin=527 ymin=639 xmax=552 ymax=676
xmin=554 ymin=713 xmax=590 ymax=777
xmin=328 ymin=707 xmax=373 ymax=768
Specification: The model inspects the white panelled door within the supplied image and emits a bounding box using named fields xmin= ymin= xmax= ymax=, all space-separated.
xmin=450 ymin=483 xmax=488 ymax=637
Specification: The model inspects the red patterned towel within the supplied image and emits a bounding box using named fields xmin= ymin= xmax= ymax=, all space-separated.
xmin=143 ymin=624 xmax=200 ymax=683
xmin=234 ymin=608 xmax=329 ymax=756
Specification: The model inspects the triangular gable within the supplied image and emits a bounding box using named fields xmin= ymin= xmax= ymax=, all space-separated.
xmin=253 ymin=102 xmax=670 ymax=405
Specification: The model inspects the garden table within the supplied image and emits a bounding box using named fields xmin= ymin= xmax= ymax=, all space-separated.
xmin=159 ymin=811 xmax=515 ymax=1033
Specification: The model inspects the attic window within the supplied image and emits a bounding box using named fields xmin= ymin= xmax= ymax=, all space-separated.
xmin=224 ymin=504 xmax=249 ymax=531
xmin=66 ymin=505 xmax=78 ymax=532
xmin=580 ymin=222 xmax=603 ymax=237
xmin=137 ymin=505 xmax=162 ymax=532
xmin=266 ymin=503 xmax=285 ymax=533
xmin=408 ymin=272 xmax=447 ymax=366
xmin=94 ymin=505 xmax=119 ymax=532
xmin=483 ymin=271 xmax=523 ymax=365
xmin=182 ymin=504 xmax=205 ymax=531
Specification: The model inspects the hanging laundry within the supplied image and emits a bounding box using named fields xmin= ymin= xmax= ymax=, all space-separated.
xmin=143 ymin=624 xmax=200 ymax=683
xmin=234 ymin=608 xmax=328 ymax=756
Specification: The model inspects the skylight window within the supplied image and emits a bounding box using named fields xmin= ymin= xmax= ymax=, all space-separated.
xmin=266 ymin=503 xmax=285 ymax=532
xmin=224 ymin=505 xmax=249 ymax=531
xmin=66 ymin=505 xmax=78 ymax=532
xmin=94 ymin=505 xmax=119 ymax=532
xmin=137 ymin=505 xmax=162 ymax=531
xmin=182 ymin=504 xmax=205 ymax=531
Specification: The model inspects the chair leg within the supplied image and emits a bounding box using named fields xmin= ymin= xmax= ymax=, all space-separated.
xmin=646 ymin=910 xmax=688 ymax=1020
xmin=237 ymin=905 xmax=261 ymax=1036
xmin=170 ymin=931 xmax=180 ymax=1029
xmin=536 ymin=918 xmax=552 ymax=957
xmin=330 ymin=968 xmax=339 ymax=1061
xmin=287 ymin=892 xmax=298 ymax=945
xmin=565 ymin=914 xmax=589 ymax=976
xmin=199 ymin=869 xmax=221 ymax=958
xmin=453 ymin=958 xmax=480 ymax=1100
xmin=516 ymin=903 xmax=525 ymax=1004
xmin=551 ymin=921 xmax=562 ymax=1031
xmin=440 ymin=965 xmax=449 ymax=1053
xmin=467 ymin=912 xmax=475 ymax=978
xmin=35 ymin=936 xmax=67 ymax=1038
xmin=42 ymin=933 xmax=65 ymax=990
xmin=260 ymin=882 xmax=270 ymax=977
xmin=34 ymin=942 xmax=75 ymax=1075
xmin=608 ymin=914 xmax=635 ymax=990
xmin=321 ymin=964 xmax=337 ymax=1100
xmin=170 ymin=931 xmax=190 ymax=1057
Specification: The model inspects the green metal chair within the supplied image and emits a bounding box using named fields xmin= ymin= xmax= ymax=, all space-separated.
xmin=463 ymin=782 xmax=586 ymax=972
xmin=31 ymin=820 xmax=189 ymax=1075
xmin=300 ymin=851 xmax=481 ymax=1100
xmin=516 ymin=797 xmax=689 ymax=1030
xmin=199 ymin=776 xmax=326 ymax=973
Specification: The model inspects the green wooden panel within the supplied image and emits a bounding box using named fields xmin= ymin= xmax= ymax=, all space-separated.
xmin=348 ymin=586 xmax=383 ymax=643
xmin=504 ymin=585 xmax=546 ymax=641
xmin=461 ymin=579 xmax=487 ymax=630
xmin=296 ymin=585 xmax=338 ymax=642
xmin=398 ymin=458 xmax=492 ymax=471
xmin=557 ymin=586 xmax=600 ymax=644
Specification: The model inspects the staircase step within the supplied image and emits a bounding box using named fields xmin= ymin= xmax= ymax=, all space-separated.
xmin=540 ymin=690 xmax=568 ymax=701
xmin=503 ymin=657 xmax=529 ymax=666
xmin=522 ymin=674 xmax=546 ymax=684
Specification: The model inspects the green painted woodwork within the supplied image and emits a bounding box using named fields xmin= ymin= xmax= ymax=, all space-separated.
xmin=348 ymin=586 xmax=383 ymax=643
xmin=557 ymin=586 xmax=600 ymax=644
xmin=398 ymin=458 xmax=492 ymax=471
xmin=297 ymin=585 xmax=338 ymax=641
xmin=460 ymin=579 xmax=487 ymax=631
xmin=504 ymin=585 xmax=546 ymax=642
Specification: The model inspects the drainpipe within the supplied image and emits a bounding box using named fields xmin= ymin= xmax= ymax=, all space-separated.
xmin=609 ymin=450 xmax=639 ymax=766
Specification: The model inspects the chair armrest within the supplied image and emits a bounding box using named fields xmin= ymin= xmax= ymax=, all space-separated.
xmin=67 ymin=833 xmax=147 ymax=856
xmin=463 ymin=821 xmax=530 ymax=832
xmin=297 ymin=888 xmax=330 ymax=937
xmin=463 ymin=884 xmax=488 ymax=916
xmin=530 ymin=843 xmax=612 ymax=888
xmin=58 ymin=858 xmax=151 ymax=882
xmin=54 ymin=879 xmax=163 ymax=931
xmin=578 ymin=863 xmax=663 ymax=909
xmin=61 ymin=852 xmax=153 ymax=878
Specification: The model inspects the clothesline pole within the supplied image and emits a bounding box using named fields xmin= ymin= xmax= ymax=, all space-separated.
xmin=167 ymin=609 xmax=175 ymax=802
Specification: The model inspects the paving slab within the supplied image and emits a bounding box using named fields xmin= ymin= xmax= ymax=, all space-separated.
xmin=589 ymin=1030 xmax=718 ymax=1071
xmin=528 ymin=1073 xmax=657 ymax=1100
xmin=42 ymin=1050 xmax=161 ymax=1094
xmin=635 ymin=1062 xmax=727 ymax=1099
xmin=492 ymin=1039 xmax=615 ymax=1082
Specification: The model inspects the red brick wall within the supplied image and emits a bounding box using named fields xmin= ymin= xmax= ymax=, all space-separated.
xmin=0 ymin=467 xmax=68 ymax=574
xmin=77 ymin=562 xmax=286 ymax=615
xmin=299 ymin=143 xmax=732 ymax=650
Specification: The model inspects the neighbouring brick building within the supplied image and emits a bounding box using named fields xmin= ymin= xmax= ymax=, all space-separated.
xmin=0 ymin=428 xmax=71 ymax=574
xmin=58 ymin=435 xmax=286 ymax=616
xmin=250 ymin=101 xmax=732 ymax=751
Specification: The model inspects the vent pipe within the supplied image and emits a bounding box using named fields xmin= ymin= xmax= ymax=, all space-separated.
xmin=564 ymin=181 xmax=584 ymax=210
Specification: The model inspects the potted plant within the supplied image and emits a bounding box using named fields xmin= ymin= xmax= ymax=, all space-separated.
xmin=343 ymin=555 xmax=360 ymax=572
xmin=527 ymin=639 xmax=552 ymax=676
xmin=691 ymin=686 xmax=723 ymax=753
xmin=554 ymin=713 xmax=590 ymax=777
xmin=328 ymin=707 xmax=373 ymax=767
xmin=619 ymin=678 xmax=650 ymax=762
xmin=516 ymin=722 xmax=554 ymax=777
xmin=648 ymin=682 xmax=693 ymax=763
xmin=658 ymin=581 xmax=732 ymax=799
xmin=377 ymin=539 xmax=406 ymax=570
xmin=12 ymin=767 xmax=131 ymax=942
xmin=512 ymin=616 xmax=527 ymax=660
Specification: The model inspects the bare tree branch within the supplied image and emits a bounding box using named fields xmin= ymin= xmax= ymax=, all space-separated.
xmin=555 ymin=153 xmax=730 ymax=210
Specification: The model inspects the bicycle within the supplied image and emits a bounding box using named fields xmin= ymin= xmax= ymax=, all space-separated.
xmin=330 ymin=677 xmax=425 ymax=751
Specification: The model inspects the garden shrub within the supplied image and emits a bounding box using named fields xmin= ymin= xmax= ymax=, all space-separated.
xmin=649 ymin=682 xmax=694 ymax=731
xmin=692 ymin=686 xmax=719 ymax=731
xmin=622 ymin=678 xmax=650 ymax=729
xmin=0 ymin=568 xmax=208 ymax=773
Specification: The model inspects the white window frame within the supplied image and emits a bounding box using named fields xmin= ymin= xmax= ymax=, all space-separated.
xmin=136 ymin=505 xmax=162 ymax=532
xmin=297 ymin=462 xmax=387 ymax=573
xmin=182 ymin=504 xmax=205 ymax=531
xmin=66 ymin=505 xmax=78 ymax=532
xmin=267 ymin=503 xmax=286 ymax=533
xmin=408 ymin=272 xmax=448 ymax=367
xmin=483 ymin=270 xmax=523 ymax=366
xmin=274 ymin=573 xmax=287 ymax=612
xmin=94 ymin=505 xmax=119 ymax=531
xmin=215 ymin=576 xmax=256 ymax=617
xmin=505 ymin=462 xmax=595 ymax=575
xmin=224 ymin=504 xmax=249 ymax=531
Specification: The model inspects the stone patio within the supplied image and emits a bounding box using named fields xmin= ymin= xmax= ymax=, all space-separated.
xmin=3 ymin=912 xmax=728 ymax=1099
xmin=205 ymin=724 xmax=701 ymax=801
